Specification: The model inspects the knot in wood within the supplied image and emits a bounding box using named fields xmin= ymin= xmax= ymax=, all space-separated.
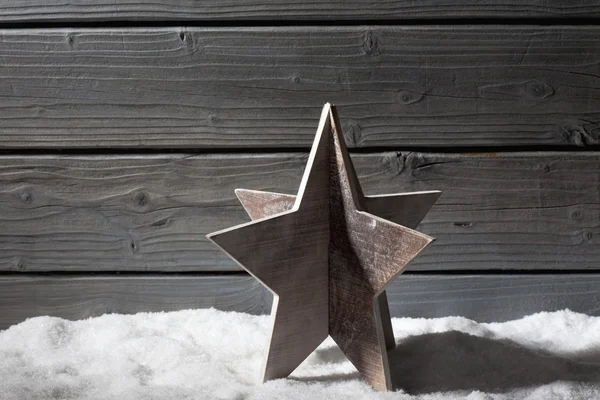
xmin=66 ymin=34 xmax=74 ymax=48
xmin=342 ymin=121 xmax=362 ymax=146
xmin=453 ymin=222 xmax=473 ymax=228
xmin=178 ymin=31 xmax=195 ymax=52
xmin=525 ymin=80 xmax=554 ymax=99
xmin=129 ymin=239 xmax=139 ymax=253
xmin=20 ymin=191 xmax=33 ymax=203
xmin=363 ymin=30 xmax=380 ymax=56
xmin=560 ymin=124 xmax=588 ymax=146
xmin=397 ymin=90 xmax=423 ymax=105
xmin=134 ymin=192 xmax=149 ymax=207
xmin=384 ymin=153 xmax=405 ymax=176
xmin=14 ymin=257 xmax=25 ymax=271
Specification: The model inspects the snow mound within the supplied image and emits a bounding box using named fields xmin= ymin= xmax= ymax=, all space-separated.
xmin=1 ymin=309 xmax=600 ymax=400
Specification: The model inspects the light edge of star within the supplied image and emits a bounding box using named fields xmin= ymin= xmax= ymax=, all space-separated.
xmin=293 ymin=102 xmax=332 ymax=209
xmin=234 ymin=188 xmax=297 ymax=204
xmin=234 ymin=188 xmax=292 ymax=197
xmin=365 ymin=190 xmax=442 ymax=200
xmin=261 ymin=294 xmax=283 ymax=383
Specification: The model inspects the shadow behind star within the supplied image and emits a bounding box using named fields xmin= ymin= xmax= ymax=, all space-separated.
xmin=388 ymin=330 xmax=600 ymax=394
xmin=293 ymin=330 xmax=600 ymax=394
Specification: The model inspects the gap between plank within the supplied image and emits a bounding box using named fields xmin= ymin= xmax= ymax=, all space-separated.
xmin=2 ymin=270 xmax=600 ymax=277
xmin=0 ymin=145 xmax=596 ymax=157
xmin=0 ymin=18 xmax=598 ymax=29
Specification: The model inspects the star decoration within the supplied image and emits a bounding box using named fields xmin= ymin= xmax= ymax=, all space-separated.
xmin=207 ymin=103 xmax=440 ymax=391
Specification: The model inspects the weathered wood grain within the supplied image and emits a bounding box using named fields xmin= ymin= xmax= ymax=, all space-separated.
xmin=3 ymin=152 xmax=600 ymax=272
xmin=208 ymin=106 xmax=332 ymax=384
xmin=2 ymin=273 xmax=600 ymax=330
xmin=327 ymin=105 xmax=433 ymax=391
xmin=0 ymin=154 xmax=306 ymax=272
xmin=214 ymin=105 xmax=435 ymax=391
xmin=0 ymin=1 xmax=597 ymax=22
xmin=404 ymin=152 xmax=600 ymax=271
xmin=387 ymin=274 xmax=600 ymax=323
xmin=236 ymin=188 xmax=442 ymax=230
xmin=0 ymin=27 xmax=598 ymax=148
xmin=0 ymin=274 xmax=270 ymax=330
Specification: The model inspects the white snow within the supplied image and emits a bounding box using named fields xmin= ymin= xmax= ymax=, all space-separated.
xmin=1 ymin=309 xmax=600 ymax=400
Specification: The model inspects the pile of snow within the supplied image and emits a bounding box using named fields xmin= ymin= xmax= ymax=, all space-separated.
xmin=2 ymin=309 xmax=600 ymax=399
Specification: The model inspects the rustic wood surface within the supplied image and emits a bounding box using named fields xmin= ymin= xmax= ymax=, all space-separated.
xmin=218 ymin=104 xmax=436 ymax=390
xmin=208 ymin=106 xmax=332 ymax=383
xmin=3 ymin=273 xmax=600 ymax=330
xmin=235 ymin=185 xmax=440 ymax=363
xmin=387 ymin=274 xmax=600 ymax=322
xmin=0 ymin=274 xmax=270 ymax=330
xmin=235 ymin=189 xmax=296 ymax=222
xmin=0 ymin=1 xmax=597 ymax=22
xmin=3 ymin=152 xmax=600 ymax=272
xmin=235 ymin=187 xmax=439 ymax=383
xmin=235 ymin=189 xmax=441 ymax=231
xmin=0 ymin=27 xmax=598 ymax=149
xmin=326 ymin=105 xmax=433 ymax=391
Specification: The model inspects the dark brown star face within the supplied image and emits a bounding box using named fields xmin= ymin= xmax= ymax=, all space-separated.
xmin=327 ymin=106 xmax=433 ymax=391
xmin=207 ymin=103 xmax=439 ymax=392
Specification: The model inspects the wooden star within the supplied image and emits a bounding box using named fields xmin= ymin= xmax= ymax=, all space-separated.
xmin=207 ymin=104 xmax=440 ymax=391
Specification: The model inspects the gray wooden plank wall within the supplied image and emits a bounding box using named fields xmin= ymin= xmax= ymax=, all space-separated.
xmin=0 ymin=1 xmax=597 ymax=21
xmin=1 ymin=2 xmax=600 ymax=330
xmin=0 ymin=27 xmax=597 ymax=149
xmin=2 ymin=152 xmax=600 ymax=272
xmin=2 ymin=274 xmax=600 ymax=329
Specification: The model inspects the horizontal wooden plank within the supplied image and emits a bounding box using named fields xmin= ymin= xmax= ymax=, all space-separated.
xmin=2 ymin=273 xmax=600 ymax=329
xmin=387 ymin=274 xmax=600 ymax=322
xmin=0 ymin=154 xmax=305 ymax=272
xmin=0 ymin=27 xmax=599 ymax=149
xmin=0 ymin=1 xmax=598 ymax=22
xmin=3 ymin=152 xmax=600 ymax=272
xmin=0 ymin=275 xmax=270 ymax=330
